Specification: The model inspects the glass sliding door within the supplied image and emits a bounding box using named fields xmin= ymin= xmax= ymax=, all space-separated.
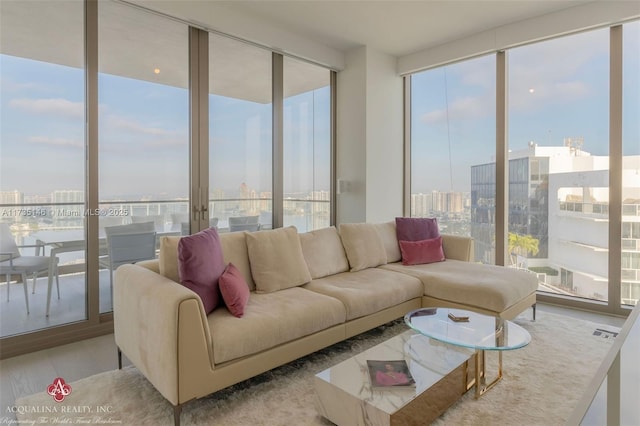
xmin=622 ymin=21 xmax=640 ymax=307
xmin=508 ymin=29 xmax=610 ymax=301
xmin=0 ymin=0 xmax=86 ymax=335
xmin=283 ymin=57 xmax=331 ymax=232
xmin=410 ymin=56 xmax=496 ymax=264
xmin=98 ymin=1 xmax=189 ymax=312
xmin=209 ymin=34 xmax=272 ymax=233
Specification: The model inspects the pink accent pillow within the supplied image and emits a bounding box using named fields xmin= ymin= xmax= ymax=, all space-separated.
xmin=178 ymin=227 xmax=226 ymax=314
xmin=399 ymin=236 xmax=446 ymax=266
xmin=219 ymin=263 xmax=250 ymax=318
xmin=395 ymin=217 xmax=440 ymax=242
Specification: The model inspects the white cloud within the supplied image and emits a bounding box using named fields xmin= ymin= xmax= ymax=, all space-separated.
xmin=1 ymin=78 xmax=40 ymax=93
xmin=9 ymin=98 xmax=84 ymax=119
xmin=508 ymin=29 xmax=607 ymax=111
xmin=144 ymin=138 xmax=187 ymax=148
xmin=104 ymin=115 xmax=179 ymax=137
xmin=421 ymin=93 xmax=493 ymax=124
xmin=27 ymin=136 xmax=83 ymax=149
xmin=510 ymin=79 xmax=590 ymax=112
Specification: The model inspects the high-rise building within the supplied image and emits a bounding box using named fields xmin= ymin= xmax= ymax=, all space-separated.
xmin=471 ymin=143 xmax=640 ymax=304
xmin=0 ymin=191 xmax=25 ymax=224
xmin=51 ymin=190 xmax=84 ymax=226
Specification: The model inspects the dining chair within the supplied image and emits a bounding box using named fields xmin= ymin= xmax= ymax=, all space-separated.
xmin=132 ymin=214 xmax=165 ymax=230
xmin=228 ymin=215 xmax=260 ymax=232
xmin=0 ymin=223 xmax=58 ymax=314
xmin=171 ymin=213 xmax=189 ymax=235
xmin=98 ymin=222 xmax=157 ymax=291
xmin=209 ymin=217 xmax=219 ymax=228
xmin=258 ymin=211 xmax=272 ymax=230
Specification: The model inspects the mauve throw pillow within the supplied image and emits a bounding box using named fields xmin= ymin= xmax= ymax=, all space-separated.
xmin=395 ymin=217 xmax=440 ymax=242
xmin=219 ymin=263 xmax=250 ymax=318
xmin=178 ymin=227 xmax=226 ymax=314
xmin=399 ymin=236 xmax=446 ymax=266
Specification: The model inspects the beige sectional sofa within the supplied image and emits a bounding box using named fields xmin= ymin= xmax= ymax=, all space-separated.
xmin=113 ymin=222 xmax=537 ymax=425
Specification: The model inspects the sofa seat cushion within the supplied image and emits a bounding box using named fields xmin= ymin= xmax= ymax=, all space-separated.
xmin=303 ymin=269 xmax=423 ymax=321
xmin=380 ymin=259 xmax=538 ymax=313
xmin=208 ymin=287 xmax=346 ymax=363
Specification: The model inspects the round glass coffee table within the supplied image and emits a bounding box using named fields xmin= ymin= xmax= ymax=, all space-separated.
xmin=405 ymin=307 xmax=531 ymax=398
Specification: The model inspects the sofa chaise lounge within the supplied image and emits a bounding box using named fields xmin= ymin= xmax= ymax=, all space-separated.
xmin=113 ymin=221 xmax=537 ymax=425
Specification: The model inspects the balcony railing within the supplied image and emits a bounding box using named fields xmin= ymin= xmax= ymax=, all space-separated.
xmin=559 ymin=202 xmax=640 ymax=217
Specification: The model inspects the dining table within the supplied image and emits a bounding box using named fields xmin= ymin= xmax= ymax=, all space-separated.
xmin=33 ymin=225 xmax=180 ymax=316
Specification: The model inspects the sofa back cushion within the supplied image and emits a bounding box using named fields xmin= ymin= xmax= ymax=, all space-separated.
xmin=395 ymin=217 xmax=440 ymax=242
xmin=158 ymin=230 xmax=256 ymax=291
xmin=246 ymin=226 xmax=311 ymax=293
xmin=398 ymin=236 xmax=446 ymax=266
xmin=159 ymin=236 xmax=181 ymax=282
xmin=372 ymin=221 xmax=402 ymax=263
xmin=219 ymin=263 xmax=250 ymax=318
xmin=219 ymin=231 xmax=256 ymax=291
xmin=177 ymin=227 xmax=226 ymax=314
xmin=299 ymin=226 xmax=350 ymax=279
xmin=338 ymin=223 xmax=387 ymax=272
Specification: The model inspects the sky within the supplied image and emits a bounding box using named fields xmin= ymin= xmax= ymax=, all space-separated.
xmin=411 ymin=23 xmax=640 ymax=194
xmin=1 ymin=22 xmax=638 ymax=200
xmin=0 ymin=54 xmax=330 ymax=200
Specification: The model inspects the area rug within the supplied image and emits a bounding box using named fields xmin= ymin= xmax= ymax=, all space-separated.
xmin=15 ymin=311 xmax=616 ymax=426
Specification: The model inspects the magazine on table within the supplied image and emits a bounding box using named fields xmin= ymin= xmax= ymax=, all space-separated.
xmin=366 ymin=360 xmax=416 ymax=388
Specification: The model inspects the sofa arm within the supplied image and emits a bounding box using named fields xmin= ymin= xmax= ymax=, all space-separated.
xmin=113 ymin=264 xmax=213 ymax=406
xmin=441 ymin=234 xmax=474 ymax=262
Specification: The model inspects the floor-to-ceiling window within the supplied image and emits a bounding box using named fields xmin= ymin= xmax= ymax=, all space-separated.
xmin=508 ymin=29 xmax=610 ymax=302
xmin=622 ymin=21 xmax=640 ymax=307
xmin=209 ymin=34 xmax=272 ymax=232
xmin=0 ymin=1 xmax=86 ymax=337
xmin=98 ymin=1 xmax=189 ymax=313
xmin=410 ymin=55 xmax=496 ymax=264
xmin=283 ymin=57 xmax=331 ymax=232
xmin=407 ymin=22 xmax=639 ymax=312
xmin=0 ymin=0 xmax=334 ymax=357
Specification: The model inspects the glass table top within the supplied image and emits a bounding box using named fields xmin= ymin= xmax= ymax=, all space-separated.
xmin=404 ymin=307 xmax=531 ymax=351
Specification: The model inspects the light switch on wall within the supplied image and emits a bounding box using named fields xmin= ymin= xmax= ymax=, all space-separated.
xmin=337 ymin=179 xmax=351 ymax=194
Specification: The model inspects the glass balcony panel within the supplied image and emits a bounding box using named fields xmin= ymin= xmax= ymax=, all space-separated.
xmin=0 ymin=1 xmax=85 ymax=337
xmin=508 ymin=28 xmax=610 ymax=301
xmin=410 ymin=55 xmax=496 ymax=264
xmin=98 ymin=1 xmax=189 ymax=313
xmin=283 ymin=56 xmax=331 ymax=232
xmin=209 ymin=33 xmax=272 ymax=231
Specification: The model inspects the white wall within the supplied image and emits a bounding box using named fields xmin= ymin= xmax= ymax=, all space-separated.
xmin=336 ymin=47 xmax=367 ymax=224
xmin=365 ymin=49 xmax=404 ymax=223
xmin=336 ymin=46 xmax=404 ymax=224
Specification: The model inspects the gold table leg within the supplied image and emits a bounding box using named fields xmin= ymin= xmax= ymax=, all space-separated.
xmin=474 ymin=349 xmax=503 ymax=398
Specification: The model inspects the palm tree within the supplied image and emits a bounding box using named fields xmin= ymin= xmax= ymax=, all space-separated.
xmin=508 ymin=232 xmax=539 ymax=267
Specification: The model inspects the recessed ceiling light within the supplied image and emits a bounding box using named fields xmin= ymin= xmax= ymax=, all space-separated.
xmin=529 ymin=88 xmax=535 ymax=93
xmin=154 ymin=68 xmax=160 ymax=74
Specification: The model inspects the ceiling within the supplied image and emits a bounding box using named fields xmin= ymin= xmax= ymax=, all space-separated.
xmin=142 ymin=0 xmax=594 ymax=57
xmin=0 ymin=0 xmax=608 ymax=103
